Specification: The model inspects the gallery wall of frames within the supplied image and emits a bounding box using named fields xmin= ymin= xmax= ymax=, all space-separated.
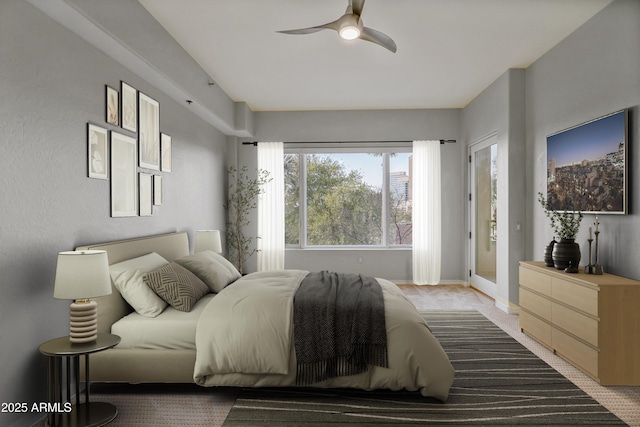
xmin=88 ymin=82 xmax=172 ymax=217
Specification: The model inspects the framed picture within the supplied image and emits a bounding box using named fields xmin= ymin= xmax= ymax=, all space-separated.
xmin=139 ymin=173 xmax=153 ymax=216
xmin=161 ymin=133 xmax=172 ymax=172
xmin=139 ymin=92 xmax=160 ymax=170
xmin=153 ymin=175 xmax=162 ymax=205
xmin=110 ymin=132 xmax=138 ymax=217
xmin=106 ymin=86 xmax=119 ymax=126
xmin=121 ymin=81 xmax=137 ymax=133
xmin=546 ymin=109 xmax=628 ymax=214
xmin=87 ymin=124 xmax=108 ymax=179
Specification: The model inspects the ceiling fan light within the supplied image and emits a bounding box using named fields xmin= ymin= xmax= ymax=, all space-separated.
xmin=339 ymin=26 xmax=360 ymax=40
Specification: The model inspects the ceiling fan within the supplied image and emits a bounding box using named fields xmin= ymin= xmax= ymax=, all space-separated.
xmin=277 ymin=0 xmax=397 ymax=53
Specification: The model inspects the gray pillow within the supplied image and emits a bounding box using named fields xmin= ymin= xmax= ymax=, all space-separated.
xmin=143 ymin=262 xmax=209 ymax=312
xmin=174 ymin=251 xmax=241 ymax=293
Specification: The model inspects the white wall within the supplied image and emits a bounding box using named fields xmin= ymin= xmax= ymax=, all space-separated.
xmin=0 ymin=2 xmax=228 ymax=426
xmin=525 ymin=0 xmax=640 ymax=279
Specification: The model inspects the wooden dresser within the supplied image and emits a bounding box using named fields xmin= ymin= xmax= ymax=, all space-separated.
xmin=519 ymin=261 xmax=640 ymax=385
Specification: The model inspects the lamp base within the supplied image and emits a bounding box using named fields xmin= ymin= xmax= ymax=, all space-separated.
xmin=69 ymin=299 xmax=97 ymax=344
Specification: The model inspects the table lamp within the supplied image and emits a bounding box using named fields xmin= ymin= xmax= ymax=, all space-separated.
xmin=53 ymin=250 xmax=112 ymax=344
xmin=195 ymin=230 xmax=222 ymax=253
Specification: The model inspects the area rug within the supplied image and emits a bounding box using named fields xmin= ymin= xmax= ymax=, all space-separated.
xmin=222 ymin=310 xmax=625 ymax=426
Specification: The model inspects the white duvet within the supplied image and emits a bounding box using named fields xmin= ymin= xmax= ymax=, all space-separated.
xmin=194 ymin=270 xmax=454 ymax=401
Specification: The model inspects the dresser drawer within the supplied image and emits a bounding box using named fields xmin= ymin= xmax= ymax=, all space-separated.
xmin=551 ymin=277 xmax=598 ymax=316
xmin=552 ymin=302 xmax=598 ymax=347
xmin=519 ymin=266 xmax=551 ymax=296
xmin=519 ymin=261 xmax=640 ymax=385
xmin=520 ymin=287 xmax=551 ymax=320
xmin=552 ymin=327 xmax=599 ymax=379
xmin=520 ymin=310 xmax=552 ymax=348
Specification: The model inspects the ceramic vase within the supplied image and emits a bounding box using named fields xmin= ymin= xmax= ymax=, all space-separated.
xmin=544 ymin=240 xmax=556 ymax=267
xmin=552 ymin=238 xmax=581 ymax=270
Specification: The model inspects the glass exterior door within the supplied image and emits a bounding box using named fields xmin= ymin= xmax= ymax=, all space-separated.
xmin=470 ymin=139 xmax=497 ymax=297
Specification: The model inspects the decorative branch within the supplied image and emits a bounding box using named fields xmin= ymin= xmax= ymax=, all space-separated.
xmin=538 ymin=192 xmax=582 ymax=240
xmin=224 ymin=166 xmax=271 ymax=274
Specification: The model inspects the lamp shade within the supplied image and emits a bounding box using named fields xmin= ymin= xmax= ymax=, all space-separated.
xmin=195 ymin=230 xmax=222 ymax=253
xmin=53 ymin=250 xmax=111 ymax=300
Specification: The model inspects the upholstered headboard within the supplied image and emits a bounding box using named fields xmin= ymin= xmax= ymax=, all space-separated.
xmin=76 ymin=232 xmax=189 ymax=264
xmin=75 ymin=232 xmax=190 ymax=333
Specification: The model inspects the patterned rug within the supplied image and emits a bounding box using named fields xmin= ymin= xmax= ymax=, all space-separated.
xmin=222 ymin=310 xmax=625 ymax=426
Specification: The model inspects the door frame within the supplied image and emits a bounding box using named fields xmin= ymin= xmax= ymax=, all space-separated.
xmin=468 ymin=132 xmax=498 ymax=298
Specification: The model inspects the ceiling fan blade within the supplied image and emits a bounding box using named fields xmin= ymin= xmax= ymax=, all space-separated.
xmin=277 ymin=27 xmax=327 ymax=35
xmin=360 ymin=26 xmax=397 ymax=53
xmin=277 ymin=19 xmax=340 ymax=35
xmin=352 ymin=0 xmax=365 ymax=16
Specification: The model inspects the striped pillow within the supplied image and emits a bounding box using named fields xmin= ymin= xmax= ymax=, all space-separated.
xmin=143 ymin=262 xmax=209 ymax=312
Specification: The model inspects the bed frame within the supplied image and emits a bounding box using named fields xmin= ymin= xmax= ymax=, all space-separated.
xmin=76 ymin=232 xmax=196 ymax=383
xmin=74 ymin=233 xmax=456 ymax=400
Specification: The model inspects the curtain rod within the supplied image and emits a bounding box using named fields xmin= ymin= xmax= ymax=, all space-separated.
xmin=242 ymin=139 xmax=456 ymax=146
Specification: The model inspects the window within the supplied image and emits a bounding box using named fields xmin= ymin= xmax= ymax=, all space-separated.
xmin=284 ymin=146 xmax=412 ymax=248
xmin=389 ymin=153 xmax=413 ymax=245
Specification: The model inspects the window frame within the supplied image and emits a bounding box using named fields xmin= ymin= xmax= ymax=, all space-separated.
xmin=284 ymin=142 xmax=412 ymax=249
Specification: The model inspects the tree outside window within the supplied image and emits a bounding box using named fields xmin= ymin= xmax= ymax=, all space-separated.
xmin=285 ymin=150 xmax=412 ymax=248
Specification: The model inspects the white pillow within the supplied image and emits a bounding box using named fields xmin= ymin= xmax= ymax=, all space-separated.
xmin=109 ymin=252 xmax=169 ymax=317
xmin=174 ymin=251 xmax=241 ymax=293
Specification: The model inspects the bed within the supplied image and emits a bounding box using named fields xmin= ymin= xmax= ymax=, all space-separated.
xmin=77 ymin=232 xmax=455 ymax=401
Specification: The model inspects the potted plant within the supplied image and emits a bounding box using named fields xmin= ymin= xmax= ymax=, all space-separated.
xmin=538 ymin=192 xmax=583 ymax=271
xmin=225 ymin=166 xmax=271 ymax=275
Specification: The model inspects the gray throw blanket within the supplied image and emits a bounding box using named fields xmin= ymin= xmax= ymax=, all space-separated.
xmin=293 ymin=271 xmax=387 ymax=385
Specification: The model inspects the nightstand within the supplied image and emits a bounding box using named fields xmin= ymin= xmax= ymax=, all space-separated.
xmin=39 ymin=333 xmax=120 ymax=427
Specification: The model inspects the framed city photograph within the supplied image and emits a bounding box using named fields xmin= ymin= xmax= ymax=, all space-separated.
xmin=153 ymin=175 xmax=162 ymax=205
xmin=546 ymin=109 xmax=628 ymax=214
xmin=121 ymin=81 xmax=137 ymax=133
xmin=106 ymin=85 xmax=119 ymax=126
xmin=139 ymin=172 xmax=153 ymax=216
xmin=138 ymin=92 xmax=160 ymax=170
xmin=110 ymin=132 xmax=138 ymax=217
xmin=161 ymin=133 xmax=172 ymax=172
xmin=87 ymin=124 xmax=108 ymax=179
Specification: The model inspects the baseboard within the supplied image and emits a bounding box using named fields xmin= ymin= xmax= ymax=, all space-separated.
xmin=495 ymin=297 xmax=520 ymax=315
xmin=393 ymin=280 xmax=470 ymax=286
xmin=440 ymin=280 xmax=470 ymax=286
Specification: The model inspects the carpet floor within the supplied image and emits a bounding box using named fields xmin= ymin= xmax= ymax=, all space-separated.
xmin=221 ymin=310 xmax=624 ymax=426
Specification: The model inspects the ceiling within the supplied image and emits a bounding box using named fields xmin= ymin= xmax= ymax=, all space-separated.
xmin=138 ymin=0 xmax=613 ymax=112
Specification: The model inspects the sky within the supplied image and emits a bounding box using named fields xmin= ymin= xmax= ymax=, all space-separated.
xmin=326 ymin=152 xmax=412 ymax=188
xmin=547 ymin=110 xmax=625 ymax=166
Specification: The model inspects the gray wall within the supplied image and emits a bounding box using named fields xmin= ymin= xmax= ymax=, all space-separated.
xmin=0 ymin=2 xmax=227 ymax=426
xmin=525 ymin=0 xmax=640 ymax=279
xmin=3 ymin=0 xmax=639 ymax=425
xmin=234 ymin=109 xmax=465 ymax=282
xmin=461 ymin=69 xmax=526 ymax=312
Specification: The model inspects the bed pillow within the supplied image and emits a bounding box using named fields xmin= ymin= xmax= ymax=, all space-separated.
xmin=143 ymin=262 xmax=210 ymax=312
xmin=109 ymin=252 xmax=169 ymax=317
xmin=174 ymin=251 xmax=241 ymax=293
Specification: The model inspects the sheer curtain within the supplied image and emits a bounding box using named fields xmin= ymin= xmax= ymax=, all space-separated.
xmin=412 ymin=140 xmax=442 ymax=285
xmin=257 ymin=142 xmax=285 ymax=271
